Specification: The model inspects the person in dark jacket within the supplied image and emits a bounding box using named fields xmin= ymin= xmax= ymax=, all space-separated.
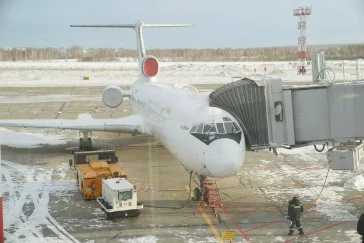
xmin=287 ymin=196 xmax=304 ymax=236
xmin=357 ymin=213 xmax=364 ymax=242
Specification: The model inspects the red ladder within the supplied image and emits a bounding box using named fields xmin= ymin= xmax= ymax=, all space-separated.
xmin=194 ymin=180 xmax=226 ymax=217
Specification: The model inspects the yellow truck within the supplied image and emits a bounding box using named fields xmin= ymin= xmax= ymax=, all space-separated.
xmin=69 ymin=149 xmax=127 ymax=199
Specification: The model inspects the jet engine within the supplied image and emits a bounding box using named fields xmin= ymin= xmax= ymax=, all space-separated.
xmin=102 ymin=85 xmax=124 ymax=108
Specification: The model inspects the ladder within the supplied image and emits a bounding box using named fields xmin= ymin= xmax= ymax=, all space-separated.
xmin=194 ymin=180 xmax=226 ymax=217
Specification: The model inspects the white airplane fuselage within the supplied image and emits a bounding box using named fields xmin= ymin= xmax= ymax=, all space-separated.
xmin=129 ymin=81 xmax=246 ymax=178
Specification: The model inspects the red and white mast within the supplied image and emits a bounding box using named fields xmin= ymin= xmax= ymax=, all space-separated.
xmin=293 ymin=6 xmax=312 ymax=74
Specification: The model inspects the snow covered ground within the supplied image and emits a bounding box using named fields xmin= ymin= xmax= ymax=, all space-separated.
xmin=0 ymin=59 xmax=363 ymax=87
xmin=2 ymin=160 xmax=79 ymax=243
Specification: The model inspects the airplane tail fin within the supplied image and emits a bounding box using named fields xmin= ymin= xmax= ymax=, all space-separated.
xmin=71 ymin=21 xmax=193 ymax=82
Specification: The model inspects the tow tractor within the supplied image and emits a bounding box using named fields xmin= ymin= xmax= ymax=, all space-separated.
xmin=69 ymin=149 xmax=127 ymax=199
xmin=97 ymin=177 xmax=143 ymax=220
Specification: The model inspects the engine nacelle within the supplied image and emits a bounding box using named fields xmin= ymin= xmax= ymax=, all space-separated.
xmin=102 ymin=85 xmax=124 ymax=108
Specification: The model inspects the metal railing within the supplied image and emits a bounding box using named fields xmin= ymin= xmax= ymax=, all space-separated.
xmin=340 ymin=59 xmax=363 ymax=82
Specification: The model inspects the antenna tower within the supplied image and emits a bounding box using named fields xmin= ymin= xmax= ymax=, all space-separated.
xmin=293 ymin=6 xmax=312 ymax=75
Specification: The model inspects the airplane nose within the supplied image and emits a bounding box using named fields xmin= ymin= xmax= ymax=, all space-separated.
xmin=208 ymin=138 xmax=245 ymax=177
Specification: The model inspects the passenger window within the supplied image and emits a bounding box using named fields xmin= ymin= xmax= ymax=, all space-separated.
xmin=224 ymin=122 xmax=235 ymax=133
xmin=216 ymin=123 xmax=225 ymax=134
xmin=203 ymin=123 xmax=214 ymax=133
xmin=196 ymin=123 xmax=203 ymax=133
xmin=190 ymin=124 xmax=198 ymax=133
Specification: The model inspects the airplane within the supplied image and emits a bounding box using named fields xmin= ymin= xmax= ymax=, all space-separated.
xmin=0 ymin=20 xmax=246 ymax=184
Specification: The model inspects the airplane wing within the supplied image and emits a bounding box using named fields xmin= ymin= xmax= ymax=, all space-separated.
xmin=0 ymin=113 xmax=146 ymax=135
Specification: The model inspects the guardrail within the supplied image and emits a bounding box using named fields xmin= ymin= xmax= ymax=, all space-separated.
xmin=341 ymin=59 xmax=363 ymax=82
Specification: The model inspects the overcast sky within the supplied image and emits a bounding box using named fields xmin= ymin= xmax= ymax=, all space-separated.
xmin=0 ymin=0 xmax=363 ymax=49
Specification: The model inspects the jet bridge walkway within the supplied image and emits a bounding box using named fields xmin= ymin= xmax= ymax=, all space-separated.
xmin=209 ymin=78 xmax=364 ymax=151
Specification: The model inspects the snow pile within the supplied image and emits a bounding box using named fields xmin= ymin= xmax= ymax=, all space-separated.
xmin=0 ymin=128 xmax=68 ymax=148
xmin=259 ymin=146 xmax=361 ymax=222
xmin=344 ymin=230 xmax=362 ymax=243
xmin=119 ymin=235 xmax=158 ymax=243
xmin=53 ymin=163 xmax=73 ymax=180
xmin=344 ymin=175 xmax=364 ymax=190
xmin=277 ymin=146 xmax=327 ymax=162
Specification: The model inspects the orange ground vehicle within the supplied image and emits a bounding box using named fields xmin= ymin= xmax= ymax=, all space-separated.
xmin=69 ymin=149 xmax=127 ymax=199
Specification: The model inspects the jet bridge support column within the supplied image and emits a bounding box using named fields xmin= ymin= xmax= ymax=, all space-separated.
xmin=311 ymin=52 xmax=325 ymax=83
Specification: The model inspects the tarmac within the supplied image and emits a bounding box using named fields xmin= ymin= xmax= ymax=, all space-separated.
xmin=0 ymin=85 xmax=363 ymax=243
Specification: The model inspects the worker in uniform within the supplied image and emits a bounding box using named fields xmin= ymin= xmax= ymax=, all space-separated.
xmin=357 ymin=213 xmax=364 ymax=242
xmin=287 ymin=196 xmax=304 ymax=236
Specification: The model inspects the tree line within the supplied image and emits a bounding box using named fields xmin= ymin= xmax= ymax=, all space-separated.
xmin=0 ymin=44 xmax=363 ymax=62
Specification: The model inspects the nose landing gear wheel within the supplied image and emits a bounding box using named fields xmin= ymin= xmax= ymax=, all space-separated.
xmin=87 ymin=137 xmax=93 ymax=151
xmin=79 ymin=137 xmax=93 ymax=151
xmin=79 ymin=138 xmax=84 ymax=151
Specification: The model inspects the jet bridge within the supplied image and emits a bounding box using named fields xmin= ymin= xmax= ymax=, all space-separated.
xmin=209 ymin=78 xmax=269 ymax=149
xmin=209 ymin=78 xmax=364 ymax=154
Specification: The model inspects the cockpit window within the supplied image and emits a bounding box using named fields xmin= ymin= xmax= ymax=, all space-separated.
xmin=190 ymin=118 xmax=241 ymax=135
xmin=233 ymin=122 xmax=241 ymax=132
xmin=203 ymin=123 xmax=216 ymax=134
xmin=216 ymin=123 xmax=225 ymax=134
xmin=189 ymin=118 xmax=242 ymax=145
xmin=224 ymin=122 xmax=236 ymax=133
xmin=190 ymin=124 xmax=198 ymax=133
xmin=196 ymin=123 xmax=203 ymax=133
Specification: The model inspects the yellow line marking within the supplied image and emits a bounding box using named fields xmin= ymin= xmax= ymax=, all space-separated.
xmin=185 ymin=187 xmax=223 ymax=242
xmin=158 ymin=189 xmax=184 ymax=191
xmin=184 ymin=185 xmax=194 ymax=198
xmin=201 ymin=209 xmax=223 ymax=242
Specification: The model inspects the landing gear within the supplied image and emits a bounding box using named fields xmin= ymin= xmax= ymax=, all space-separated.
xmin=192 ymin=174 xmax=206 ymax=202
xmin=79 ymin=132 xmax=93 ymax=151
xmin=199 ymin=175 xmax=207 ymax=203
